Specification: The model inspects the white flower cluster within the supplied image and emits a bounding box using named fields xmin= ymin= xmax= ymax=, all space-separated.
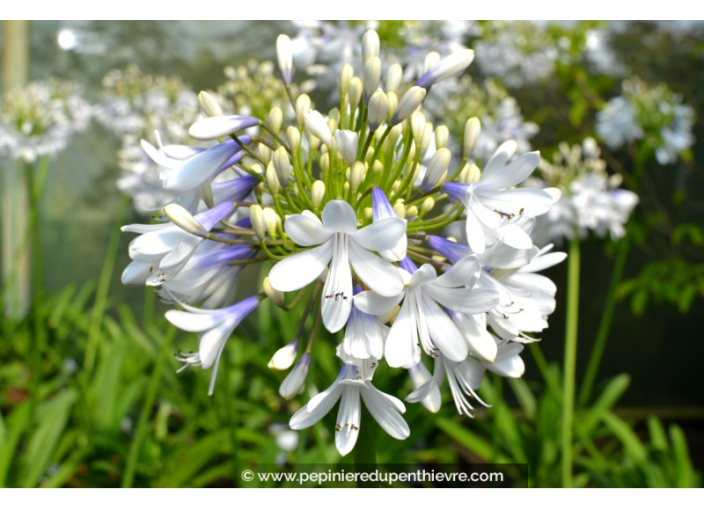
xmin=0 ymin=79 xmax=91 ymax=163
xmin=596 ymin=77 xmax=695 ymax=165
xmin=289 ymin=20 xmax=478 ymax=91
xmin=95 ymin=65 xmax=202 ymax=214
xmin=532 ymin=139 xmax=639 ymax=244
xmin=473 ymin=21 xmax=557 ymax=87
xmin=119 ymin=30 xmax=564 ymax=456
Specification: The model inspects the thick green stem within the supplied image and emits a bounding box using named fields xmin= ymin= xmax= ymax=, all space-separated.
xmin=578 ymin=238 xmax=630 ymax=407
xmin=84 ymin=194 xmax=131 ymax=373
xmin=561 ymin=236 xmax=580 ymax=488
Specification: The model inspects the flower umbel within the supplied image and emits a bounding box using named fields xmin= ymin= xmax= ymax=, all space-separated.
xmin=119 ymin=29 xmax=564 ymax=455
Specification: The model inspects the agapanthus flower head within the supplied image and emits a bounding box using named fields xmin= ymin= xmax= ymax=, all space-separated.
xmin=0 ymin=78 xmax=91 ymax=163
xmin=533 ymin=139 xmax=639 ymax=244
xmin=120 ymin=28 xmax=563 ymax=455
xmin=596 ymin=77 xmax=695 ymax=164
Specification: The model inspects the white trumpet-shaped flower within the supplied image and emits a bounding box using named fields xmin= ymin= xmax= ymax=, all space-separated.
xmin=443 ymin=145 xmax=557 ymax=254
xmin=355 ymin=256 xmax=500 ymax=368
xmin=289 ymin=364 xmax=410 ymax=456
xmin=168 ymin=295 xmax=261 ymax=395
xmin=268 ymin=200 xmax=406 ymax=333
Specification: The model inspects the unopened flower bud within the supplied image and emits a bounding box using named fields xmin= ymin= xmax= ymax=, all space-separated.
xmin=319 ymin=153 xmax=329 ymax=173
xmin=339 ymin=64 xmax=354 ymax=97
xmin=406 ymin=205 xmax=418 ymax=218
xmin=273 ymin=146 xmax=292 ymax=187
xmin=311 ymin=180 xmax=326 ymax=208
xmin=368 ymin=89 xmax=388 ymax=131
xmin=249 ymin=204 xmax=265 ymax=240
xmin=392 ymin=86 xmax=426 ymax=125
xmin=348 ymin=77 xmax=363 ymax=112
xmin=295 ymin=94 xmax=312 ymax=126
xmin=350 ymin=161 xmax=365 ymax=191
xmin=435 ymin=125 xmax=449 ymax=149
xmin=266 ymin=162 xmax=280 ymax=194
xmin=463 ymin=117 xmax=481 ymax=158
xmin=268 ymin=107 xmax=283 ymax=134
xmin=424 ymin=51 xmax=440 ymax=73
xmin=335 ymin=130 xmax=359 ymax=166
xmin=421 ymin=197 xmax=435 ymax=216
xmin=304 ymin=110 xmax=333 ymax=147
xmin=411 ymin=112 xmax=426 ymax=147
xmin=198 ymin=91 xmax=223 ymax=117
xmin=276 ymin=34 xmax=294 ymax=84
xmin=419 ymin=122 xmax=434 ymax=158
xmin=362 ymin=29 xmax=380 ymax=62
xmin=386 ymin=91 xmax=398 ymax=120
xmin=364 ymin=207 xmax=373 ymax=221
xmin=263 ymin=207 xmax=280 ymax=237
xmin=463 ymin=163 xmax=482 ymax=183
xmin=268 ymin=339 xmax=299 ymax=369
xmin=287 ymin=126 xmax=301 ymax=151
xmin=393 ymin=201 xmax=406 ymax=219
xmin=279 ymin=353 xmax=310 ymax=399
xmin=385 ymin=63 xmax=403 ymax=94
xmin=258 ymin=144 xmax=272 ymax=162
xmin=164 ymin=203 xmax=207 ymax=237
xmin=263 ymin=276 xmax=286 ymax=308
xmin=363 ymin=56 xmax=382 ymax=102
xmin=416 ymin=49 xmax=474 ymax=89
xmin=421 ymin=148 xmax=452 ymax=191
xmin=372 ymin=160 xmax=383 ymax=174
xmin=388 ymin=125 xmax=403 ymax=145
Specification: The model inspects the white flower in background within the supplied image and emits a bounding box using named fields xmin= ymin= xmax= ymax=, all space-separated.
xmin=289 ymin=364 xmax=409 ymax=456
xmin=596 ymin=77 xmax=695 ymax=165
xmin=96 ymin=65 xmax=203 ymax=215
xmin=474 ymin=21 xmax=557 ymax=87
xmin=0 ymin=79 xmax=91 ymax=163
xmin=596 ymin=96 xmax=643 ymax=148
xmin=533 ymin=139 xmax=639 ymax=244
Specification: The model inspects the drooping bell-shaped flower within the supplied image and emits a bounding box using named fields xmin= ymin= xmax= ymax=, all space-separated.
xmin=289 ymin=364 xmax=410 ymax=456
xmin=168 ymin=295 xmax=261 ymax=395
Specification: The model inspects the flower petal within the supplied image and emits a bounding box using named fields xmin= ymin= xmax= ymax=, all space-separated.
xmin=353 ymin=290 xmax=404 ymax=317
xmin=486 ymin=343 xmax=525 ymax=378
xmin=419 ymin=293 xmax=468 ymax=362
xmin=284 ymin=212 xmax=332 ymax=246
xmin=349 ymin=240 xmax=405 ymax=297
xmin=289 ymin=384 xmax=344 ymax=430
xmin=322 ymin=200 xmax=358 ymax=234
xmin=321 ymin=235 xmax=353 ymax=333
xmin=361 ymin=384 xmax=410 ymax=440
xmin=352 ymin=217 xmax=407 ymax=252
xmin=434 ymin=255 xmax=481 ymax=288
xmin=479 ymin=151 xmax=540 ymax=190
xmin=425 ymin=285 xmax=500 ymax=315
xmin=268 ymin=240 xmax=333 ymax=292
xmin=384 ymin=298 xmax=421 ymax=368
